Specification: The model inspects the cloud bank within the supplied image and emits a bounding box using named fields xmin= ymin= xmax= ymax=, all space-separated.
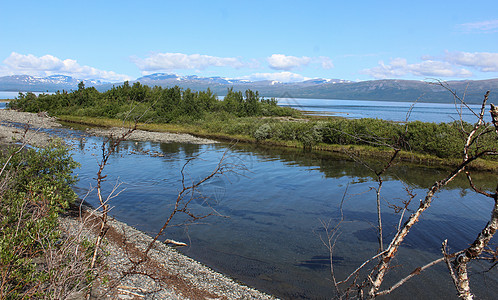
xmin=267 ymin=54 xmax=333 ymax=70
xmin=243 ymin=71 xmax=308 ymax=82
xmin=2 ymin=52 xmax=130 ymax=81
xmin=363 ymin=51 xmax=498 ymax=79
xmin=131 ymin=52 xmax=334 ymax=82
xmin=133 ymin=53 xmax=245 ymax=72
xmin=459 ymin=19 xmax=498 ymax=32
xmin=444 ymin=51 xmax=498 ymax=72
xmin=363 ymin=58 xmax=472 ymax=79
xmin=267 ymin=54 xmax=311 ymax=70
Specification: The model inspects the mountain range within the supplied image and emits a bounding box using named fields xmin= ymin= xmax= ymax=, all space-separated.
xmin=1 ymin=73 xmax=497 ymax=104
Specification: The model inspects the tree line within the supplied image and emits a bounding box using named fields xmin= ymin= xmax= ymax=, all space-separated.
xmin=8 ymin=82 xmax=497 ymax=162
xmin=8 ymin=82 xmax=296 ymax=122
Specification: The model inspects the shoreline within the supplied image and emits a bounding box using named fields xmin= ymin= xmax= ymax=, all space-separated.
xmin=60 ymin=203 xmax=276 ymax=299
xmin=0 ymin=109 xmax=218 ymax=147
xmin=57 ymin=114 xmax=498 ymax=173
xmin=0 ymin=109 xmax=276 ymax=299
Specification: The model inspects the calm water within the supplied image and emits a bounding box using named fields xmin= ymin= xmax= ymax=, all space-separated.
xmin=58 ymin=129 xmax=496 ymax=299
xmin=277 ymin=98 xmax=491 ymax=123
xmin=2 ymin=91 xmax=497 ymax=298
xmin=0 ymin=91 xmax=20 ymax=99
xmin=0 ymin=91 xmax=52 ymax=99
xmin=0 ymin=91 xmax=51 ymax=109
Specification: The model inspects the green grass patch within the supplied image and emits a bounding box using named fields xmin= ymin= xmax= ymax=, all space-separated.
xmin=56 ymin=114 xmax=498 ymax=172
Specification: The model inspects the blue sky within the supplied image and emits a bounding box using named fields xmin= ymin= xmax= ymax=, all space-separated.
xmin=1 ymin=0 xmax=498 ymax=82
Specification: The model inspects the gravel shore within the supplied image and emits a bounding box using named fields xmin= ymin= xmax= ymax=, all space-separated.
xmin=87 ymin=127 xmax=217 ymax=144
xmin=0 ymin=109 xmax=217 ymax=146
xmin=1 ymin=109 xmax=275 ymax=299
xmin=0 ymin=109 xmax=61 ymax=147
xmin=60 ymin=205 xmax=276 ymax=300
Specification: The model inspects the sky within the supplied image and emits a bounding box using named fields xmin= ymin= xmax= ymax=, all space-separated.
xmin=1 ymin=0 xmax=498 ymax=83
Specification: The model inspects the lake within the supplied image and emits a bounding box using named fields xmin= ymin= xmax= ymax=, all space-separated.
xmin=0 ymin=91 xmax=52 ymax=99
xmin=0 ymin=91 xmax=52 ymax=109
xmin=277 ymin=97 xmax=492 ymax=123
xmin=0 ymin=91 xmax=20 ymax=100
xmin=57 ymin=128 xmax=495 ymax=299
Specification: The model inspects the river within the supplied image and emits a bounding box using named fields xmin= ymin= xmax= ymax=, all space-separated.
xmin=1 ymin=92 xmax=497 ymax=298
xmin=61 ymin=128 xmax=496 ymax=299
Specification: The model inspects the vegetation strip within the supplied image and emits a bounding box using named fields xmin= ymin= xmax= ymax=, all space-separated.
xmin=57 ymin=114 xmax=498 ymax=172
xmin=7 ymin=82 xmax=498 ymax=172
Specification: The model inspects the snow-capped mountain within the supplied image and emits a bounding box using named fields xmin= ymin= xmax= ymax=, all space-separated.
xmin=0 ymin=73 xmax=352 ymax=94
xmin=131 ymin=74 xmax=498 ymax=103
xmin=0 ymin=75 xmax=109 ymax=92
xmin=136 ymin=73 xmax=253 ymax=85
xmin=1 ymin=73 xmax=497 ymax=103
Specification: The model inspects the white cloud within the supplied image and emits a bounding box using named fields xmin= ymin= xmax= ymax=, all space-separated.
xmin=2 ymin=52 xmax=130 ymax=81
xmin=315 ymin=56 xmax=334 ymax=69
xmin=133 ymin=53 xmax=244 ymax=71
xmin=444 ymin=51 xmax=498 ymax=72
xmin=267 ymin=54 xmax=311 ymax=70
xmin=267 ymin=54 xmax=334 ymax=71
xmin=363 ymin=58 xmax=473 ymax=79
xmin=459 ymin=19 xmax=498 ymax=32
xmin=243 ymin=71 xmax=308 ymax=82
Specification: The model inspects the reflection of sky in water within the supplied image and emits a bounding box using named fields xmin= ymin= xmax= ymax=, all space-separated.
xmin=66 ymin=132 xmax=497 ymax=300
xmin=2 ymin=103 xmax=497 ymax=298
xmin=278 ymin=98 xmax=491 ymax=123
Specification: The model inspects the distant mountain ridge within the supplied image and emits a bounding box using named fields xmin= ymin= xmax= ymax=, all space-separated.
xmin=0 ymin=75 xmax=108 ymax=93
xmin=1 ymin=73 xmax=497 ymax=104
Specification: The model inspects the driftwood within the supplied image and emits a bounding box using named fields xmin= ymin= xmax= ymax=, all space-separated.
xmin=164 ymin=239 xmax=188 ymax=247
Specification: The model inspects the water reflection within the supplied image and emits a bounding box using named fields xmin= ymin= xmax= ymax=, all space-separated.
xmin=53 ymin=128 xmax=497 ymax=299
xmin=231 ymin=143 xmax=497 ymax=191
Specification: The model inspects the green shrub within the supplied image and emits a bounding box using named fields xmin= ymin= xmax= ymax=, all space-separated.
xmin=254 ymin=123 xmax=272 ymax=141
xmin=0 ymin=140 xmax=80 ymax=298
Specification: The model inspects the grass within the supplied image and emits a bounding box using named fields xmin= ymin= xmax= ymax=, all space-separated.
xmin=57 ymin=114 xmax=498 ymax=172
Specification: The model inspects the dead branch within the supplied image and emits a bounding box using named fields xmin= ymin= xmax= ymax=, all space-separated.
xmin=366 ymin=142 xmax=489 ymax=298
xmin=317 ymin=183 xmax=349 ymax=293
xmin=363 ymin=90 xmax=495 ymax=298
xmin=89 ymin=124 xmax=137 ymax=270
xmin=85 ymin=124 xmax=137 ymax=300
xmin=163 ymin=239 xmax=188 ymax=247
xmin=143 ymin=149 xmax=238 ymax=258
xmin=332 ymin=89 xmax=498 ymax=299
xmin=376 ymin=249 xmax=462 ymax=297
xmin=490 ymin=103 xmax=498 ymax=135
xmin=449 ymin=190 xmax=498 ymax=299
xmin=440 ymin=97 xmax=498 ymax=300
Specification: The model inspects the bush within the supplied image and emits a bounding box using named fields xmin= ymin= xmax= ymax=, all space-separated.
xmin=254 ymin=123 xmax=272 ymax=141
xmin=0 ymin=140 xmax=85 ymax=298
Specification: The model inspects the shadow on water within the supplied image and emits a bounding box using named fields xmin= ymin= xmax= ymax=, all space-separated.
xmin=295 ymin=255 xmax=344 ymax=270
xmin=40 ymin=125 xmax=498 ymax=300
xmin=230 ymin=142 xmax=498 ymax=191
xmin=349 ymin=210 xmax=490 ymax=253
xmin=160 ymin=142 xmax=203 ymax=158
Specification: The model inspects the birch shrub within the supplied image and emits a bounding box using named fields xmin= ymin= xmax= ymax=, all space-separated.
xmin=0 ymin=140 xmax=87 ymax=299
